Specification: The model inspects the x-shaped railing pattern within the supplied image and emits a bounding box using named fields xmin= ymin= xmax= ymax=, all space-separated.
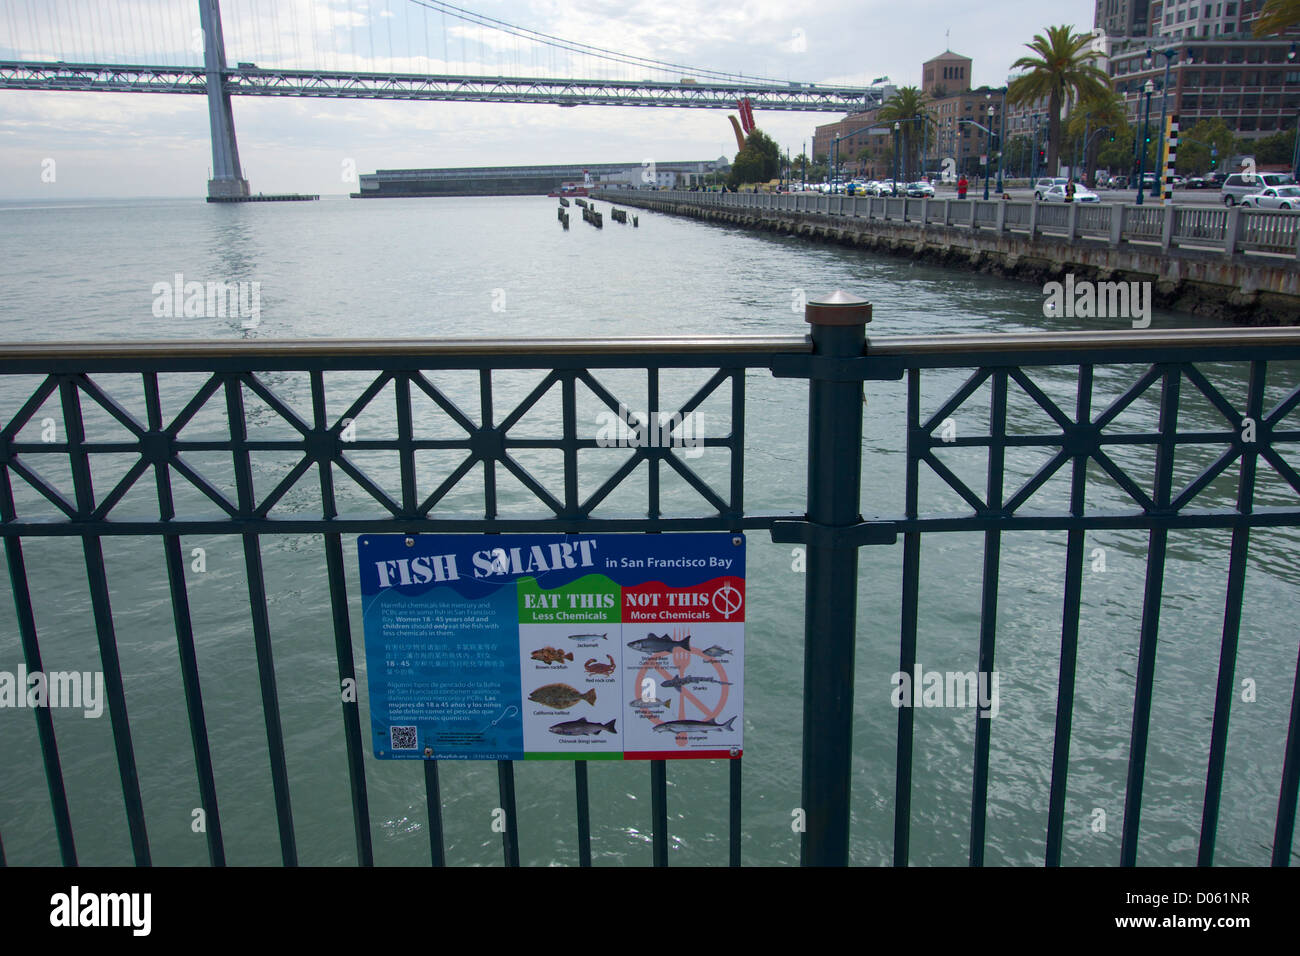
xmin=911 ymin=362 xmax=1300 ymax=521
xmin=0 ymin=366 xmax=743 ymax=527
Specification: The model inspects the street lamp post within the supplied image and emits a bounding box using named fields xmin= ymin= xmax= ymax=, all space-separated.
xmin=1290 ymin=47 xmax=1300 ymax=182
xmin=996 ymin=88 xmax=1006 ymax=194
xmin=984 ymin=98 xmax=995 ymax=200
xmin=1137 ymin=79 xmax=1155 ymax=205
xmin=892 ymin=122 xmax=901 ymax=196
xmin=1146 ymin=45 xmax=1178 ymax=203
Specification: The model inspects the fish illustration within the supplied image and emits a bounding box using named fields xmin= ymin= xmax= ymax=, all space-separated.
xmin=568 ymin=633 xmax=607 ymax=641
xmin=531 ymin=647 xmax=574 ymax=665
xmin=548 ymin=717 xmax=617 ymax=736
xmin=701 ymin=645 xmax=733 ymax=659
xmin=661 ymin=674 xmax=731 ymax=689
xmin=629 ymin=698 xmax=671 ymax=709
xmin=528 ymin=683 xmax=597 ymax=709
xmin=653 ymin=716 xmax=736 ymax=733
xmin=627 ymin=632 xmax=690 ymax=654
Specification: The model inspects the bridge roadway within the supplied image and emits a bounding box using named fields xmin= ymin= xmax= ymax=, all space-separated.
xmin=0 ymin=60 xmax=877 ymax=111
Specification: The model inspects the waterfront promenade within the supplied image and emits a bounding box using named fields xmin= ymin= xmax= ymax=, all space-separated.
xmin=598 ymin=190 xmax=1300 ymax=325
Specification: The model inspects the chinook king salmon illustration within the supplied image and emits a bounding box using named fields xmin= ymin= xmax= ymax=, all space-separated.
xmin=661 ymin=674 xmax=731 ymax=689
xmin=528 ymin=683 xmax=597 ymax=709
xmin=530 ymin=647 xmax=574 ymax=666
xmin=548 ymin=717 xmax=617 ymax=736
xmin=653 ymin=716 xmax=736 ymax=733
xmin=627 ymin=632 xmax=690 ymax=654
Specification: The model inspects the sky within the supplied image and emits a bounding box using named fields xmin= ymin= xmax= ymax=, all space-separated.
xmin=0 ymin=0 xmax=1098 ymax=198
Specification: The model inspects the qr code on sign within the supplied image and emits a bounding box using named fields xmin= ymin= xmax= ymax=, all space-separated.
xmin=390 ymin=726 xmax=418 ymax=750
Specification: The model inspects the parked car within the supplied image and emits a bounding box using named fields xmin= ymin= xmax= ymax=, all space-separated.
xmin=1034 ymin=177 xmax=1069 ymax=200
xmin=1041 ymin=184 xmax=1100 ymax=203
xmin=1222 ymin=171 xmax=1296 ymax=206
xmin=1239 ymin=185 xmax=1300 ymax=209
xmin=1184 ymin=177 xmax=1209 ymax=189
xmin=1107 ymin=175 xmax=1129 ymax=189
xmin=905 ymin=181 xmax=936 ymax=198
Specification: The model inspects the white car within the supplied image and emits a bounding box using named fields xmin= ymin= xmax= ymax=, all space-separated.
xmin=1239 ymin=185 xmax=1300 ymax=210
xmin=905 ymin=181 xmax=936 ymax=198
xmin=1034 ymin=177 xmax=1069 ymax=200
xmin=1041 ymin=183 xmax=1100 ymax=203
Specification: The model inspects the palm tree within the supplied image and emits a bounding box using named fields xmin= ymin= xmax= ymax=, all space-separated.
xmin=878 ymin=86 xmax=933 ymax=181
xmin=1253 ymin=0 xmax=1300 ymax=36
xmin=1065 ymin=90 xmax=1128 ymax=184
xmin=1007 ymin=26 xmax=1111 ymax=176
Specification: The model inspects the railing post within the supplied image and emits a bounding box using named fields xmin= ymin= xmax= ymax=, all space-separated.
xmin=1028 ymin=200 xmax=1039 ymax=240
xmin=799 ymin=290 xmax=871 ymax=867
xmin=1067 ymin=203 xmax=1079 ymax=242
xmin=1161 ymin=204 xmax=1175 ymax=252
xmin=1109 ymin=204 xmax=1123 ymax=247
xmin=1225 ymin=206 xmax=1242 ymax=255
xmin=968 ymin=199 xmax=978 ymax=230
xmin=943 ymin=199 xmax=951 ymax=226
xmin=995 ymin=200 xmax=1007 ymax=233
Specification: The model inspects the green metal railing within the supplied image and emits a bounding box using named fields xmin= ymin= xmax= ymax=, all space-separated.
xmin=2 ymin=307 xmax=1299 ymax=866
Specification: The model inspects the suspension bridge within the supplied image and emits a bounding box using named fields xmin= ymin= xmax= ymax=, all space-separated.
xmin=0 ymin=0 xmax=881 ymax=199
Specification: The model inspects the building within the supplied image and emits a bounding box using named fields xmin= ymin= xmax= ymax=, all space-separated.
xmin=812 ymin=108 xmax=890 ymax=177
xmin=352 ymin=159 xmax=726 ymax=197
xmin=1096 ymin=0 xmax=1153 ymax=37
xmin=930 ymin=86 xmax=1004 ymax=178
xmin=1103 ymin=2 xmax=1300 ymax=142
xmin=922 ymin=51 xmax=973 ymax=97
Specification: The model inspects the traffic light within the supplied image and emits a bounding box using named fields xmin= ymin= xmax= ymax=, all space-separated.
xmin=1210 ymin=156 xmax=1217 ymax=168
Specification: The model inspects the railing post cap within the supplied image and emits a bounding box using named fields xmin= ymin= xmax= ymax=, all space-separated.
xmin=805 ymin=290 xmax=872 ymax=326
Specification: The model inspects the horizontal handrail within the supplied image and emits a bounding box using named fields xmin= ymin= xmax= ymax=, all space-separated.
xmin=600 ymin=189 xmax=1300 ymax=259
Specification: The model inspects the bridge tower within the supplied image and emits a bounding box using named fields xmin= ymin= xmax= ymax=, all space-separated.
xmin=198 ymin=0 xmax=250 ymax=200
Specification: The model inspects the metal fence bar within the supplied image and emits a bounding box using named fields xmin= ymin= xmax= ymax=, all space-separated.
xmin=3 ymin=535 xmax=77 ymax=865
xmin=145 ymin=371 xmax=226 ymax=867
xmin=893 ymin=368 xmax=922 ymax=866
xmin=1045 ymin=364 xmax=1093 ymax=866
xmin=651 ymin=759 xmax=667 ymax=866
xmin=61 ymin=377 xmax=152 ymax=866
xmin=1120 ymin=366 xmax=1181 ymax=866
xmin=574 ymin=761 xmax=591 ymax=866
xmin=497 ymin=760 xmax=519 ymax=866
xmin=969 ymin=369 xmax=1008 ymax=866
xmin=225 ymin=376 xmax=297 ymax=866
xmin=1199 ymin=360 xmax=1263 ymax=866
xmin=1276 ymin=649 xmax=1300 ymax=865
xmin=423 ymin=760 xmax=445 ymax=866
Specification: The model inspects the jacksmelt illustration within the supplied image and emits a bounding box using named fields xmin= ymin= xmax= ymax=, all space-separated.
xmin=661 ymin=674 xmax=731 ymax=689
xmin=531 ymin=647 xmax=573 ymax=665
xmin=653 ymin=716 xmax=736 ymax=733
xmin=529 ymin=683 xmax=597 ymax=709
xmin=627 ymin=632 xmax=690 ymax=654
xmin=568 ymin=633 xmax=607 ymax=641
xmin=548 ymin=717 xmax=617 ymax=736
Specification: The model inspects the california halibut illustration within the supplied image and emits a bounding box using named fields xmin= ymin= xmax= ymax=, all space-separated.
xmin=528 ymin=683 xmax=597 ymax=709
